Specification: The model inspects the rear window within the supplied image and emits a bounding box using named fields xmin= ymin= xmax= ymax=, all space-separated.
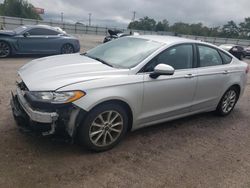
xmin=219 ymin=51 xmax=232 ymax=64
xmin=198 ymin=45 xmax=223 ymax=67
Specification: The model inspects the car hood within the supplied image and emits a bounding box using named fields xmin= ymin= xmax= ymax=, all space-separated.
xmin=18 ymin=53 xmax=130 ymax=91
xmin=0 ymin=30 xmax=15 ymax=36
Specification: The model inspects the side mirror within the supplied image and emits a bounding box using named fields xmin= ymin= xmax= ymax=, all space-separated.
xmin=150 ymin=64 xmax=175 ymax=79
xmin=23 ymin=32 xmax=30 ymax=37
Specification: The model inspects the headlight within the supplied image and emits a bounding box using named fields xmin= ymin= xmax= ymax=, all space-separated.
xmin=28 ymin=91 xmax=85 ymax=104
xmin=16 ymin=74 xmax=22 ymax=84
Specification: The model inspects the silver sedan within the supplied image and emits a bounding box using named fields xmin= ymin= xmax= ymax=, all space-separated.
xmin=11 ymin=35 xmax=249 ymax=152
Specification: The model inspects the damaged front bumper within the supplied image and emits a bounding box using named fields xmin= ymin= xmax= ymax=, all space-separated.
xmin=10 ymin=87 xmax=85 ymax=137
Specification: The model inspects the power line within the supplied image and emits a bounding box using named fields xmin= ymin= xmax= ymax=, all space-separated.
xmin=61 ymin=12 xmax=64 ymax=22
xmin=132 ymin=11 xmax=136 ymax=22
xmin=88 ymin=13 xmax=92 ymax=26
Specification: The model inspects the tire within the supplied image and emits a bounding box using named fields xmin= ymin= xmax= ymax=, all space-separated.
xmin=61 ymin=43 xmax=74 ymax=54
xmin=240 ymin=53 xmax=244 ymax=60
xmin=215 ymin=86 xmax=239 ymax=116
xmin=0 ymin=41 xmax=11 ymax=58
xmin=78 ymin=103 xmax=128 ymax=152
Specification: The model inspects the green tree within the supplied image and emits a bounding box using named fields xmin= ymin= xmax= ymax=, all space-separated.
xmin=189 ymin=23 xmax=207 ymax=36
xmin=155 ymin=21 xmax=164 ymax=31
xmin=127 ymin=16 xmax=250 ymax=39
xmin=221 ymin=20 xmax=240 ymax=38
xmin=162 ymin=19 xmax=169 ymax=31
xmin=128 ymin=16 xmax=156 ymax=31
xmin=239 ymin=17 xmax=250 ymax=38
xmin=170 ymin=22 xmax=191 ymax=34
xmin=128 ymin=18 xmax=169 ymax=32
xmin=0 ymin=0 xmax=42 ymax=20
xmin=207 ymin=27 xmax=220 ymax=37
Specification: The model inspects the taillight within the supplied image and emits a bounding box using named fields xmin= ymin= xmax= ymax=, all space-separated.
xmin=246 ymin=65 xmax=249 ymax=74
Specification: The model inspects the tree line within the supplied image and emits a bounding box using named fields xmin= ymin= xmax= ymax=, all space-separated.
xmin=128 ymin=16 xmax=250 ymax=39
xmin=0 ymin=0 xmax=42 ymax=20
xmin=1 ymin=0 xmax=250 ymax=39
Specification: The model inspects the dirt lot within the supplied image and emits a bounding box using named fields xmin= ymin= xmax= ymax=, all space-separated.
xmin=0 ymin=35 xmax=250 ymax=188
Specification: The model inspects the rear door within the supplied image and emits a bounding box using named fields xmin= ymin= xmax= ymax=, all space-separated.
xmin=191 ymin=44 xmax=232 ymax=111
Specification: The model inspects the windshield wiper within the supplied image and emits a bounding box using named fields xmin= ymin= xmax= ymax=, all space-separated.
xmin=94 ymin=57 xmax=113 ymax=67
xmin=83 ymin=53 xmax=113 ymax=67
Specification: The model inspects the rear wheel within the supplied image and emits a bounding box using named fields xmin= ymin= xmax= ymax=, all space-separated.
xmin=216 ymin=87 xmax=239 ymax=116
xmin=0 ymin=41 xmax=11 ymax=58
xmin=61 ymin=43 xmax=74 ymax=54
xmin=78 ymin=103 xmax=128 ymax=152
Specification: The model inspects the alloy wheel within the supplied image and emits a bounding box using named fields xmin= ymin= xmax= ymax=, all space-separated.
xmin=221 ymin=90 xmax=237 ymax=114
xmin=89 ymin=110 xmax=123 ymax=147
xmin=0 ymin=41 xmax=10 ymax=57
xmin=61 ymin=44 xmax=74 ymax=54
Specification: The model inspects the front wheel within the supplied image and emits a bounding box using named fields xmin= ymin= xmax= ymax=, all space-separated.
xmin=216 ymin=87 xmax=239 ymax=116
xmin=78 ymin=103 xmax=128 ymax=152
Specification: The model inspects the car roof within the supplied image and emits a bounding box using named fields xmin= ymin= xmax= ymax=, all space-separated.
xmin=130 ymin=35 xmax=209 ymax=46
xmin=24 ymin=25 xmax=64 ymax=33
xmin=131 ymin=35 xmax=194 ymax=43
xmin=129 ymin=35 xmax=234 ymax=57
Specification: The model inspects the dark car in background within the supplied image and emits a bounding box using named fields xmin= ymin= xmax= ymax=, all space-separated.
xmin=219 ymin=44 xmax=246 ymax=60
xmin=103 ymin=29 xmax=140 ymax=43
xmin=244 ymin=46 xmax=250 ymax=57
xmin=0 ymin=25 xmax=80 ymax=58
xmin=103 ymin=29 xmax=131 ymax=43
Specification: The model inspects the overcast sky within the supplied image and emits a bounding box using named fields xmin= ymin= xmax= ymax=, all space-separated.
xmin=8 ymin=0 xmax=250 ymax=27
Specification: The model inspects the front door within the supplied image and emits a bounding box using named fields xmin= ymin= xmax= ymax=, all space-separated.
xmin=16 ymin=28 xmax=60 ymax=54
xmin=137 ymin=44 xmax=198 ymax=127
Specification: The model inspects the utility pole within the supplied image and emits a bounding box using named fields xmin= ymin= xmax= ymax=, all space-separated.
xmin=61 ymin=12 xmax=64 ymax=22
xmin=88 ymin=13 xmax=92 ymax=26
xmin=132 ymin=11 xmax=136 ymax=22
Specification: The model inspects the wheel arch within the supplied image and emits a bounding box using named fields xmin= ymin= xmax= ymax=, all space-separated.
xmin=76 ymin=99 xmax=134 ymax=132
xmin=228 ymin=84 xmax=241 ymax=96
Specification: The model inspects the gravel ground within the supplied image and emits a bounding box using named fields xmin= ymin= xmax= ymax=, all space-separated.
xmin=0 ymin=35 xmax=250 ymax=188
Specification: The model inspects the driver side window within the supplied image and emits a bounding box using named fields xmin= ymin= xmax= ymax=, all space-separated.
xmin=144 ymin=44 xmax=193 ymax=72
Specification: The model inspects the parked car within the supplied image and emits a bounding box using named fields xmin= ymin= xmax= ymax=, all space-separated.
xmin=244 ymin=46 xmax=250 ymax=57
xmin=219 ymin=44 xmax=246 ymax=60
xmin=0 ymin=25 xmax=80 ymax=58
xmin=103 ymin=29 xmax=139 ymax=43
xmin=11 ymin=36 xmax=249 ymax=152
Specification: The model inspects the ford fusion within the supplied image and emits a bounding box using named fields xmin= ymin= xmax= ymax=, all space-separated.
xmin=11 ymin=36 xmax=249 ymax=152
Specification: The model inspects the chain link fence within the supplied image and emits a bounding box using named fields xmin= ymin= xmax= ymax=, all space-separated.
xmin=1 ymin=16 xmax=250 ymax=46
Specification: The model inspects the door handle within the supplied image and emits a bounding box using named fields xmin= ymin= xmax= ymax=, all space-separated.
xmin=184 ymin=74 xmax=195 ymax=78
xmin=223 ymin=70 xmax=229 ymax=75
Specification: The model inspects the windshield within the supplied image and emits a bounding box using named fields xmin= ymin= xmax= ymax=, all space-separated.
xmin=14 ymin=26 xmax=28 ymax=34
xmin=84 ymin=37 xmax=163 ymax=68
